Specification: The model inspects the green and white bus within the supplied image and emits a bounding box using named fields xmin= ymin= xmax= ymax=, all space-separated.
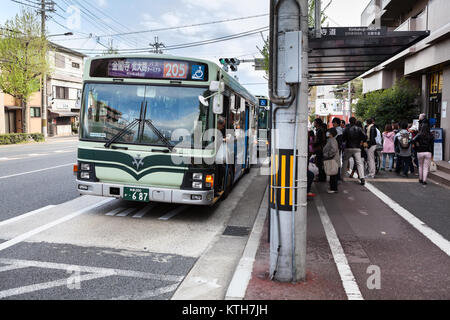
xmin=75 ymin=54 xmax=258 ymax=205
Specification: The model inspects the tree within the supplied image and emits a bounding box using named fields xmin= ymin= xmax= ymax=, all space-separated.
xmin=258 ymin=0 xmax=333 ymax=78
xmin=0 ymin=10 xmax=49 ymax=134
xmin=355 ymin=78 xmax=420 ymax=129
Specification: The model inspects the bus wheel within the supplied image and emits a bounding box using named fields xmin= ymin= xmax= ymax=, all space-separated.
xmin=222 ymin=169 xmax=234 ymax=200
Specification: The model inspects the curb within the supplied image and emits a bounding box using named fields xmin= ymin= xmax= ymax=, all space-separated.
xmin=225 ymin=187 xmax=268 ymax=300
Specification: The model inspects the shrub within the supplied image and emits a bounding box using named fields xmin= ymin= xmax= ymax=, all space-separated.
xmin=355 ymin=78 xmax=420 ymax=129
xmin=0 ymin=133 xmax=44 ymax=145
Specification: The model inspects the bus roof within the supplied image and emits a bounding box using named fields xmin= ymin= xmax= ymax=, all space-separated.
xmin=84 ymin=53 xmax=258 ymax=105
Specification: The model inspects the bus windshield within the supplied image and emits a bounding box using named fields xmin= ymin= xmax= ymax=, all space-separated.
xmin=80 ymin=83 xmax=211 ymax=147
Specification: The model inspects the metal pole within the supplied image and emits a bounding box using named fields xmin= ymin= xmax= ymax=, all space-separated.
xmin=41 ymin=0 xmax=48 ymax=138
xmin=294 ymin=0 xmax=309 ymax=282
xmin=347 ymin=81 xmax=351 ymax=122
xmin=315 ymin=0 xmax=322 ymax=39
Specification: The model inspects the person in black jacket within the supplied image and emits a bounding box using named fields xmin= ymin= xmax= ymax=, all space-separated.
xmin=413 ymin=123 xmax=435 ymax=185
xmin=313 ymin=118 xmax=327 ymax=182
xmin=341 ymin=117 xmax=367 ymax=185
xmin=365 ymin=118 xmax=378 ymax=178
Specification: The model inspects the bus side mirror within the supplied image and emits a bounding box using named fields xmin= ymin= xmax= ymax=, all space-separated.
xmin=213 ymin=94 xmax=223 ymax=114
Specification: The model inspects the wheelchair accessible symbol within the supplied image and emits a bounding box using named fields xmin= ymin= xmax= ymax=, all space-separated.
xmin=191 ymin=65 xmax=205 ymax=80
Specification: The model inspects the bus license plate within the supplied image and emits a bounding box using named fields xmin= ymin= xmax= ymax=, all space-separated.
xmin=123 ymin=187 xmax=150 ymax=202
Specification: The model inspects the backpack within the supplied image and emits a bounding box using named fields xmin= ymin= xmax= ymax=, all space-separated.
xmin=375 ymin=128 xmax=382 ymax=146
xmin=399 ymin=132 xmax=410 ymax=149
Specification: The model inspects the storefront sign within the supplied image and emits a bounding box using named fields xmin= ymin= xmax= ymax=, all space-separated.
xmin=431 ymin=128 xmax=444 ymax=161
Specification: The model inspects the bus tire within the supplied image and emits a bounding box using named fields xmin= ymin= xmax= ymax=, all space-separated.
xmin=222 ymin=168 xmax=234 ymax=200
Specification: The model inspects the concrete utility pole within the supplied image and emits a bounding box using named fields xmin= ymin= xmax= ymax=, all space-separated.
xmin=149 ymin=36 xmax=165 ymax=54
xmin=268 ymin=0 xmax=309 ymax=282
xmin=39 ymin=0 xmax=55 ymax=138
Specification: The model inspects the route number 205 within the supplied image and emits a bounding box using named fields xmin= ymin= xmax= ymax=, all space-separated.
xmin=164 ymin=62 xmax=188 ymax=79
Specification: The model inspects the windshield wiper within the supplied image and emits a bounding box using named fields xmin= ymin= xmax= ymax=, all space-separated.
xmin=140 ymin=101 xmax=174 ymax=152
xmin=104 ymin=118 xmax=140 ymax=149
xmin=144 ymin=119 xmax=174 ymax=152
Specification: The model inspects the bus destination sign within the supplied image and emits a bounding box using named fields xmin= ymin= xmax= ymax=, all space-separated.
xmin=90 ymin=58 xmax=208 ymax=82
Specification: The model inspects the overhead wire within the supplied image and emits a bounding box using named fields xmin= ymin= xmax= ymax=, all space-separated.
xmin=71 ymin=26 xmax=269 ymax=54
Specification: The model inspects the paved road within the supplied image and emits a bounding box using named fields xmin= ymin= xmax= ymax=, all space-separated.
xmin=0 ymin=138 xmax=80 ymax=221
xmin=0 ymin=149 xmax=268 ymax=300
xmin=245 ymin=171 xmax=450 ymax=300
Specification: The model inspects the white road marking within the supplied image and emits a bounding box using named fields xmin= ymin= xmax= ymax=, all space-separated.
xmin=0 ymin=258 xmax=184 ymax=282
xmin=116 ymin=208 xmax=137 ymax=217
xmin=0 ymin=205 xmax=56 ymax=227
xmin=27 ymin=153 xmax=48 ymax=157
xmin=0 ymin=157 xmax=20 ymax=161
xmin=365 ymin=182 xmax=450 ymax=257
xmin=132 ymin=203 xmax=158 ymax=218
xmin=225 ymin=187 xmax=268 ymax=300
xmin=315 ymin=193 xmax=364 ymax=300
xmin=158 ymin=205 xmax=188 ymax=221
xmin=0 ymin=272 xmax=111 ymax=299
xmin=112 ymin=283 xmax=180 ymax=300
xmin=0 ymin=198 xmax=114 ymax=252
xmin=0 ymin=163 xmax=74 ymax=180
xmin=105 ymin=207 xmax=125 ymax=216
xmin=0 ymin=264 xmax=29 ymax=273
xmin=53 ymin=150 xmax=74 ymax=153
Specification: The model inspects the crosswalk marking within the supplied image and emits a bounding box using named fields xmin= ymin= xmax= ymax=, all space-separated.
xmin=105 ymin=207 xmax=125 ymax=216
xmin=132 ymin=203 xmax=158 ymax=219
xmin=116 ymin=208 xmax=137 ymax=217
xmin=158 ymin=206 xmax=188 ymax=221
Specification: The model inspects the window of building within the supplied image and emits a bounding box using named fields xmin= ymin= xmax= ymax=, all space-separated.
xmin=55 ymin=53 xmax=65 ymax=68
xmin=55 ymin=86 xmax=69 ymax=99
xmin=72 ymin=62 xmax=80 ymax=69
xmin=30 ymin=107 xmax=41 ymax=118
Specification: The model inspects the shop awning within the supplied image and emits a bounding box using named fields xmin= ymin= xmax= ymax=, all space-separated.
xmin=308 ymin=27 xmax=429 ymax=86
xmin=49 ymin=110 xmax=79 ymax=117
xmin=5 ymin=106 xmax=23 ymax=110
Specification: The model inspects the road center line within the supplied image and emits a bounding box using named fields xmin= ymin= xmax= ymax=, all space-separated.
xmin=0 ymin=163 xmax=74 ymax=180
xmin=315 ymin=193 xmax=364 ymax=300
xmin=0 ymin=205 xmax=56 ymax=227
xmin=365 ymin=182 xmax=450 ymax=256
xmin=0 ymin=198 xmax=114 ymax=252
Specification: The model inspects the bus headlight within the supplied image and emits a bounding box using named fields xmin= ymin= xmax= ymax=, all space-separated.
xmin=81 ymin=163 xmax=91 ymax=171
xmin=80 ymin=172 xmax=91 ymax=180
xmin=193 ymin=173 xmax=203 ymax=180
xmin=192 ymin=182 xmax=203 ymax=189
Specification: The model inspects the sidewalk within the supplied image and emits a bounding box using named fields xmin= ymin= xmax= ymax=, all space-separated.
xmin=230 ymin=170 xmax=450 ymax=300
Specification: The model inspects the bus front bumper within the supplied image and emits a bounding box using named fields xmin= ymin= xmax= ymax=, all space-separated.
xmin=76 ymin=180 xmax=216 ymax=206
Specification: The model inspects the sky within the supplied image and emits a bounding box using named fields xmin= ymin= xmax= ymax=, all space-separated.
xmin=0 ymin=0 xmax=372 ymax=96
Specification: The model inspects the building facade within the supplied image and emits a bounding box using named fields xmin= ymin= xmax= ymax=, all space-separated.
xmin=46 ymin=43 xmax=85 ymax=137
xmin=361 ymin=0 xmax=450 ymax=161
xmin=0 ymin=91 xmax=42 ymax=135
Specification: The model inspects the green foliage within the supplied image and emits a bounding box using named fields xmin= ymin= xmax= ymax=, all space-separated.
xmin=355 ymin=78 xmax=420 ymax=129
xmin=258 ymin=0 xmax=333 ymax=77
xmin=0 ymin=133 xmax=44 ymax=145
xmin=0 ymin=9 xmax=50 ymax=133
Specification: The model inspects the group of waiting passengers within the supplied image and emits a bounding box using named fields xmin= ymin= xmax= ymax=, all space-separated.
xmin=306 ymin=114 xmax=435 ymax=197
